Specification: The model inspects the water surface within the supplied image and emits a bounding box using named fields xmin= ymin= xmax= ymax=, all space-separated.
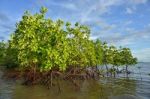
xmin=0 ymin=63 xmax=150 ymax=99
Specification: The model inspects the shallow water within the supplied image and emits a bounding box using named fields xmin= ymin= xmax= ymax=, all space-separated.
xmin=0 ymin=63 xmax=150 ymax=99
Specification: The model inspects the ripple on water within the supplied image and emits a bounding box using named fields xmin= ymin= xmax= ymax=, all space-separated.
xmin=0 ymin=70 xmax=15 ymax=99
xmin=0 ymin=63 xmax=150 ymax=99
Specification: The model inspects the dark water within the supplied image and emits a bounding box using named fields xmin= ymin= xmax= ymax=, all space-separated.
xmin=0 ymin=63 xmax=150 ymax=99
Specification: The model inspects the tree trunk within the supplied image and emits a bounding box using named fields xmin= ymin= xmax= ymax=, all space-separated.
xmin=105 ymin=64 xmax=109 ymax=76
xmin=112 ymin=65 xmax=115 ymax=78
xmin=50 ymin=71 xmax=53 ymax=87
xmin=126 ymin=65 xmax=128 ymax=77
xmin=126 ymin=65 xmax=128 ymax=72
xmin=96 ymin=65 xmax=98 ymax=72
xmin=33 ymin=64 xmax=36 ymax=83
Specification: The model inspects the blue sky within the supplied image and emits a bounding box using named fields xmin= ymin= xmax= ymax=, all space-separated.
xmin=0 ymin=0 xmax=150 ymax=62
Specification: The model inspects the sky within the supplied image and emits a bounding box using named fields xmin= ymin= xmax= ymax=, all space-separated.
xmin=0 ymin=0 xmax=150 ymax=62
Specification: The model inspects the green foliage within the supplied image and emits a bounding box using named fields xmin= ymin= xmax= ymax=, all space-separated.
xmin=102 ymin=42 xmax=137 ymax=68
xmin=4 ymin=42 xmax=19 ymax=68
xmin=119 ymin=47 xmax=137 ymax=66
xmin=0 ymin=41 xmax=19 ymax=68
xmin=10 ymin=8 xmax=69 ymax=71
xmin=0 ymin=41 xmax=6 ymax=65
xmin=1 ymin=7 xmax=137 ymax=73
xmin=10 ymin=7 xmax=99 ymax=71
xmin=102 ymin=42 xmax=110 ymax=65
xmin=94 ymin=39 xmax=103 ymax=65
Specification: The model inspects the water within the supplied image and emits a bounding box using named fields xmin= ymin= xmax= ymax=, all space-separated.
xmin=0 ymin=63 xmax=150 ymax=99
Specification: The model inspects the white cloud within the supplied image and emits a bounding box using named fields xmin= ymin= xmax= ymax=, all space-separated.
xmin=121 ymin=27 xmax=150 ymax=44
xmin=79 ymin=0 xmax=123 ymax=23
xmin=33 ymin=0 xmax=148 ymax=27
xmin=51 ymin=2 xmax=77 ymax=10
xmin=78 ymin=0 xmax=147 ymax=23
xmin=133 ymin=48 xmax=150 ymax=62
xmin=125 ymin=6 xmax=138 ymax=14
xmin=126 ymin=7 xmax=134 ymax=14
xmin=91 ymin=25 xmax=150 ymax=48
xmin=128 ymin=0 xmax=148 ymax=5
xmin=126 ymin=27 xmax=134 ymax=32
xmin=125 ymin=20 xmax=133 ymax=25
xmin=35 ymin=0 xmax=77 ymax=10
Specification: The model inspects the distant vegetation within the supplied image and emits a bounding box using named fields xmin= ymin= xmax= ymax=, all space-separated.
xmin=0 ymin=7 xmax=137 ymax=86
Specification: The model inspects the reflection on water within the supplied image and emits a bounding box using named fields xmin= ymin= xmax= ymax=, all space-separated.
xmin=0 ymin=63 xmax=150 ymax=99
xmin=11 ymin=79 xmax=137 ymax=99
